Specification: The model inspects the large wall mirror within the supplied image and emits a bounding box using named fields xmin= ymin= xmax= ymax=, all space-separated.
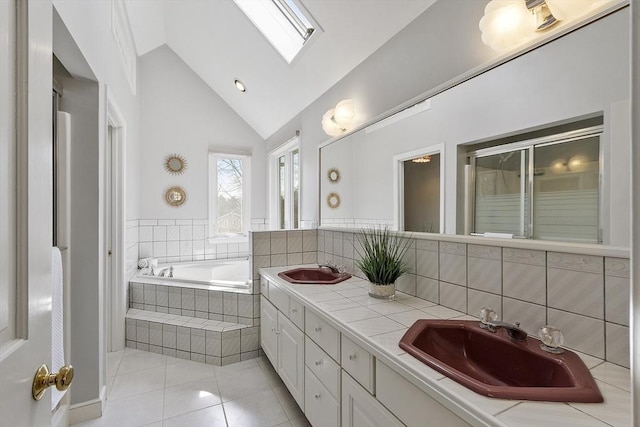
xmin=319 ymin=6 xmax=631 ymax=248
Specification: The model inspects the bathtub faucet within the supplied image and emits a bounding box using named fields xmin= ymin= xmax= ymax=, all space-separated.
xmin=168 ymin=266 xmax=174 ymax=278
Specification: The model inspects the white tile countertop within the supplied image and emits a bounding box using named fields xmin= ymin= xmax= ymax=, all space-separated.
xmin=260 ymin=265 xmax=631 ymax=427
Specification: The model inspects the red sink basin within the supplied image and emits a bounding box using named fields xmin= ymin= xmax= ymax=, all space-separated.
xmin=399 ymin=319 xmax=603 ymax=403
xmin=278 ymin=268 xmax=351 ymax=284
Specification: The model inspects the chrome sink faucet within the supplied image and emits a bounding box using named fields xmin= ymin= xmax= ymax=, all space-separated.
xmin=318 ymin=262 xmax=340 ymax=273
xmin=479 ymin=307 xmax=528 ymax=342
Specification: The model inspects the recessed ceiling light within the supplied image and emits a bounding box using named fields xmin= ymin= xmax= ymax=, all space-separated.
xmin=234 ymin=79 xmax=246 ymax=92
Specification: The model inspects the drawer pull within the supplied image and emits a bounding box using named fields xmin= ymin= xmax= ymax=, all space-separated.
xmin=314 ymin=326 xmax=322 ymax=333
xmin=349 ymin=353 xmax=357 ymax=361
xmin=291 ymin=308 xmax=298 ymax=314
xmin=314 ymin=360 xmax=323 ymax=366
xmin=314 ymin=393 xmax=321 ymax=399
xmin=271 ymin=327 xmax=276 ymax=331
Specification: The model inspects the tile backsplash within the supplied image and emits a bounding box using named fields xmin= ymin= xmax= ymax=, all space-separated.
xmin=316 ymin=229 xmax=630 ymax=368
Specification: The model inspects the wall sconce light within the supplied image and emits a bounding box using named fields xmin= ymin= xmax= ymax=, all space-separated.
xmin=322 ymin=99 xmax=356 ymax=137
xmin=479 ymin=0 xmax=601 ymax=52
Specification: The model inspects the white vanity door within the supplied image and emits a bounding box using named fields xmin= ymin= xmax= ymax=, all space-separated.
xmin=278 ymin=313 xmax=305 ymax=409
xmin=260 ymin=296 xmax=278 ymax=366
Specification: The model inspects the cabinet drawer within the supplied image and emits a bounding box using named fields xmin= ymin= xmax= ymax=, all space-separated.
xmin=341 ymin=335 xmax=375 ymax=394
xmin=305 ymin=367 xmax=340 ymax=427
xmin=305 ymin=310 xmax=340 ymax=361
xmin=305 ymin=337 xmax=340 ymax=399
xmin=377 ymin=361 xmax=471 ymax=427
xmin=269 ymin=283 xmax=289 ymax=314
xmin=289 ymin=298 xmax=305 ymax=330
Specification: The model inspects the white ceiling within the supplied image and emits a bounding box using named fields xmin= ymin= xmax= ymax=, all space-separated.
xmin=125 ymin=0 xmax=438 ymax=139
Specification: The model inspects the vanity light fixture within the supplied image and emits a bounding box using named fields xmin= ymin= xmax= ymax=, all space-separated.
xmin=322 ymin=99 xmax=356 ymax=137
xmin=479 ymin=0 xmax=602 ymax=52
xmin=551 ymin=154 xmax=590 ymax=173
xmin=411 ymin=155 xmax=432 ymax=163
xmin=234 ymin=79 xmax=246 ymax=92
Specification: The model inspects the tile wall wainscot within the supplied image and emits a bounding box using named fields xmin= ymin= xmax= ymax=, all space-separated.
xmin=321 ymin=218 xmax=393 ymax=228
xmin=136 ymin=218 xmax=269 ymax=264
xmin=317 ymin=228 xmax=630 ymax=368
xmin=249 ymin=230 xmax=319 ymax=285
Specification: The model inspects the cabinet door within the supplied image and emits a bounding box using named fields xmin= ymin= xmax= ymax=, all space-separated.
xmin=260 ymin=296 xmax=278 ymax=366
xmin=278 ymin=313 xmax=305 ymax=409
xmin=342 ymin=372 xmax=403 ymax=427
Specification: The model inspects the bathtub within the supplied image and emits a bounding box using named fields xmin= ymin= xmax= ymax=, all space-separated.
xmin=136 ymin=258 xmax=251 ymax=290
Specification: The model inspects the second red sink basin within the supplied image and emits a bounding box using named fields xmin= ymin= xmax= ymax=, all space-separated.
xmin=278 ymin=267 xmax=351 ymax=284
xmin=399 ymin=319 xmax=603 ymax=403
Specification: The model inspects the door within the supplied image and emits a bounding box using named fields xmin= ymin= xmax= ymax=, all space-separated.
xmin=0 ymin=1 xmax=55 ymax=426
xmin=260 ymin=296 xmax=278 ymax=365
xmin=277 ymin=313 xmax=305 ymax=408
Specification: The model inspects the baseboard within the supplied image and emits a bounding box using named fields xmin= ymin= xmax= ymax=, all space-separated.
xmin=68 ymin=385 xmax=107 ymax=425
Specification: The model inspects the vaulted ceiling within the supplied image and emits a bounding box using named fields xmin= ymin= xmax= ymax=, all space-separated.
xmin=125 ymin=0 xmax=438 ymax=139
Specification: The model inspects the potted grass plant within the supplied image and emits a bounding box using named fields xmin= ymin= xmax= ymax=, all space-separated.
xmin=355 ymin=227 xmax=411 ymax=299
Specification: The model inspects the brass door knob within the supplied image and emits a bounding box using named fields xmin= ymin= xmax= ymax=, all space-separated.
xmin=32 ymin=364 xmax=74 ymax=401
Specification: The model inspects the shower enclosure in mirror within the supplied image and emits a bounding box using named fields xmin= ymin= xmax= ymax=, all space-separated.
xmin=467 ymin=126 xmax=602 ymax=243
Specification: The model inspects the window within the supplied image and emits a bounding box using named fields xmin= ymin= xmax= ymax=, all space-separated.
xmin=469 ymin=126 xmax=602 ymax=243
xmin=209 ymin=153 xmax=251 ymax=238
xmin=232 ymin=0 xmax=317 ymax=63
xmin=270 ymin=136 xmax=300 ymax=229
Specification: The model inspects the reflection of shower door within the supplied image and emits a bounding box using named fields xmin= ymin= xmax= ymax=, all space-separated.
xmin=473 ymin=149 xmax=530 ymax=237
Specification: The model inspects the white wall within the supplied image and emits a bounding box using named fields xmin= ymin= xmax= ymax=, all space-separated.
xmin=53 ymin=0 xmax=140 ymax=408
xmin=138 ymin=46 xmax=266 ymax=221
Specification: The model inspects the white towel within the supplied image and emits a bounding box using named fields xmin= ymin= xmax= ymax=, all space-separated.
xmin=51 ymin=247 xmax=66 ymax=410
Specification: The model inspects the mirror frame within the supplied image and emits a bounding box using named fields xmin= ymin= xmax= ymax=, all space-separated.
xmin=164 ymin=153 xmax=187 ymax=175
xmin=164 ymin=186 xmax=187 ymax=207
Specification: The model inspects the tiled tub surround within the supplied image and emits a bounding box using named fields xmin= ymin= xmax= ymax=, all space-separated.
xmin=261 ymin=266 xmax=631 ymax=427
xmin=318 ymin=229 xmax=630 ymax=368
xmin=137 ymin=218 xmax=272 ymax=264
xmin=125 ymin=309 xmax=260 ymax=366
xmin=126 ymin=281 xmax=260 ymax=365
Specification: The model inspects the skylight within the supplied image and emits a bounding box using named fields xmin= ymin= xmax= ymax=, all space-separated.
xmin=233 ymin=0 xmax=316 ymax=63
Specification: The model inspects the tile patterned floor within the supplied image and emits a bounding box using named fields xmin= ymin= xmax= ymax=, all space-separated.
xmin=72 ymin=348 xmax=311 ymax=427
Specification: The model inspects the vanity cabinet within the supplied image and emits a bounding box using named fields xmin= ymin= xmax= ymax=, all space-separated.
xmin=261 ymin=272 xmax=470 ymax=427
xmin=260 ymin=296 xmax=305 ymax=409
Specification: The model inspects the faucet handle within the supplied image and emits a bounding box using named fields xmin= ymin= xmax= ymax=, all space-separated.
xmin=479 ymin=307 xmax=498 ymax=324
xmin=538 ymin=325 xmax=564 ymax=354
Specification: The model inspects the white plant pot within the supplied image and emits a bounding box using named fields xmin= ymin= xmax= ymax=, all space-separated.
xmin=369 ymin=282 xmax=396 ymax=299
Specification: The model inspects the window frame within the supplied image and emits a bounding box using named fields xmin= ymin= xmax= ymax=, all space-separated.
xmin=208 ymin=152 xmax=251 ymax=241
xmin=467 ymin=125 xmax=603 ymax=243
xmin=269 ymin=135 xmax=301 ymax=230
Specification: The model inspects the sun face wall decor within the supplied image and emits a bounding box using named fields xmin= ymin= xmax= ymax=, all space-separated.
xmin=164 ymin=154 xmax=188 ymax=175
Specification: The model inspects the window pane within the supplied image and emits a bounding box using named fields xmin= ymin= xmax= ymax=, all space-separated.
xmin=292 ymin=149 xmax=300 ymax=229
xmin=474 ymin=150 xmax=529 ymax=236
xmin=217 ymin=158 xmax=243 ymax=234
xmin=278 ymin=155 xmax=286 ymax=229
xmin=533 ymin=137 xmax=599 ymax=242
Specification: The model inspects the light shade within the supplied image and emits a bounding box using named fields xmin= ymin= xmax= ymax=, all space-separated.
xmin=321 ymin=99 xmax=357 ymax=137
xmin=479 ymin=0 xmax=535 ymax=52
xmin=322 ymin=109 xmax=343 ymax=136
xmin=333 ymin=99 xmax=356 ymax=129
xmin=479 ymin=0 xmax=602 ymax=52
